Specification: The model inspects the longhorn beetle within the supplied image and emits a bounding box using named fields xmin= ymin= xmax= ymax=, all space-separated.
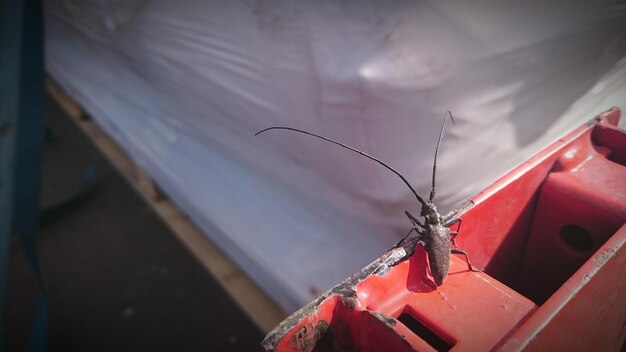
xmin=255 ymin=111 xmax=480 ymax=285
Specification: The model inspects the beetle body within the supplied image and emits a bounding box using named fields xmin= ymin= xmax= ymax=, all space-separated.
xmin=404 ymin=201 xmax=455 ymax=285
xmin=256 ymin=112 xmax=478 ymax=286
xmin=425 ymin=224 xmax=452 ymax=285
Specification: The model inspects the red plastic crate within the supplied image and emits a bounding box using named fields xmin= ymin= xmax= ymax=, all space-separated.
xmin=262 ymin=108 xmax=626 ymax=352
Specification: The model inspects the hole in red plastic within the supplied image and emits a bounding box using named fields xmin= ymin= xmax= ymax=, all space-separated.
xmin=607 ymin=149 xmax=626 ymax=167
xmin=560 ymin=224 xmax=593 ymax=252
xmin=592 ymin=124 xmax=626 ymax=166
xmin=397 ymin=313 xmax=453 ymax=352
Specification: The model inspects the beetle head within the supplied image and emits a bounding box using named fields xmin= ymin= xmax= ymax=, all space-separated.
xmin=420 ymin=201 xmax=441 ymax=224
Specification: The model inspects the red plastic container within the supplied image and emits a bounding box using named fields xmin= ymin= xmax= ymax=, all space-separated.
xmin=262 ymin=108 xmax=626 ymax=352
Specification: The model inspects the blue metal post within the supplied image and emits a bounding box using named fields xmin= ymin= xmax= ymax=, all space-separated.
xmin=1 ymin=0 xmax=47 ymax=350
xmin=14 ymin=0 xmax=48 ymax=350
xmin=0 ymin=0 xmax=25 ymax=348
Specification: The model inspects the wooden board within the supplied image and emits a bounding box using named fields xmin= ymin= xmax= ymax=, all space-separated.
xmin=46 ymin=78 xmax=286 ymax=333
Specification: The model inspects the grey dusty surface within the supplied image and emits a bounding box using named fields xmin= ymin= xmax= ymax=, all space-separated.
xmin=6 ymin=95 xmax=263 ymax=351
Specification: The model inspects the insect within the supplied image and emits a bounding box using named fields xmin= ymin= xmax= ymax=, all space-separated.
xmin=256 ymin=111 xmax=479 ymax=285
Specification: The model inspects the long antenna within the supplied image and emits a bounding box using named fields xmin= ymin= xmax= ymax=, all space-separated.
xmin=256 ymin=126 xmax=426 ymax=206
xmin=430 ymin=111 xmax=455 ymax=201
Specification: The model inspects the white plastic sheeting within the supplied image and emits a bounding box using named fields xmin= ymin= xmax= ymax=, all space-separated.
xmin=46 ymin=0 xmax=626 ymax=312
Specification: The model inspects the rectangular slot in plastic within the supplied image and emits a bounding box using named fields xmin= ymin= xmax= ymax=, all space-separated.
xmin=397 ymin=313 xmax=453 ymax=352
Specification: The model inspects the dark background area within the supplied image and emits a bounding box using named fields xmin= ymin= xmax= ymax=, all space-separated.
xmin=7 ymin=95 xmax=263 ymax=351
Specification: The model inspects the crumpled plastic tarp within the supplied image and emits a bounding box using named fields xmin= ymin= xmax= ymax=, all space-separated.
xmin=46 ymin=0 xmax=626 ymax=312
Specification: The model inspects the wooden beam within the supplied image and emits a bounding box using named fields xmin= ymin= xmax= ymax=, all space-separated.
xmin=46 ymin=79 xmax=286 ymax=333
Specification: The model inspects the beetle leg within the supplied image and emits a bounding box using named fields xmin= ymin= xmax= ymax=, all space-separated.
xmin=443 ymin=210 xmax=461 ymax=227
xmin=453 ymin=218 xmax=463 ymax=233
xmin=448 ymin=218 xmax=463 ymax=248
xmin=391 ymin=226 xmax=425 ymax=263
xmin=451 ymin=248 xmax=482 ymax=272
xmin=395 ymin=226 xmax=423 ymax=247
xmin=450 ymin=218 xmax=463 ymax=234
xmin=445 ymin=216 xmax=463 ymax=230
xmin=405 ymin=210 xmax=425 ymax=229
xmin=450 ymin=232 xmax=458 ymax=248
xmin=395 ymin=227 xmax=414 ymax=247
